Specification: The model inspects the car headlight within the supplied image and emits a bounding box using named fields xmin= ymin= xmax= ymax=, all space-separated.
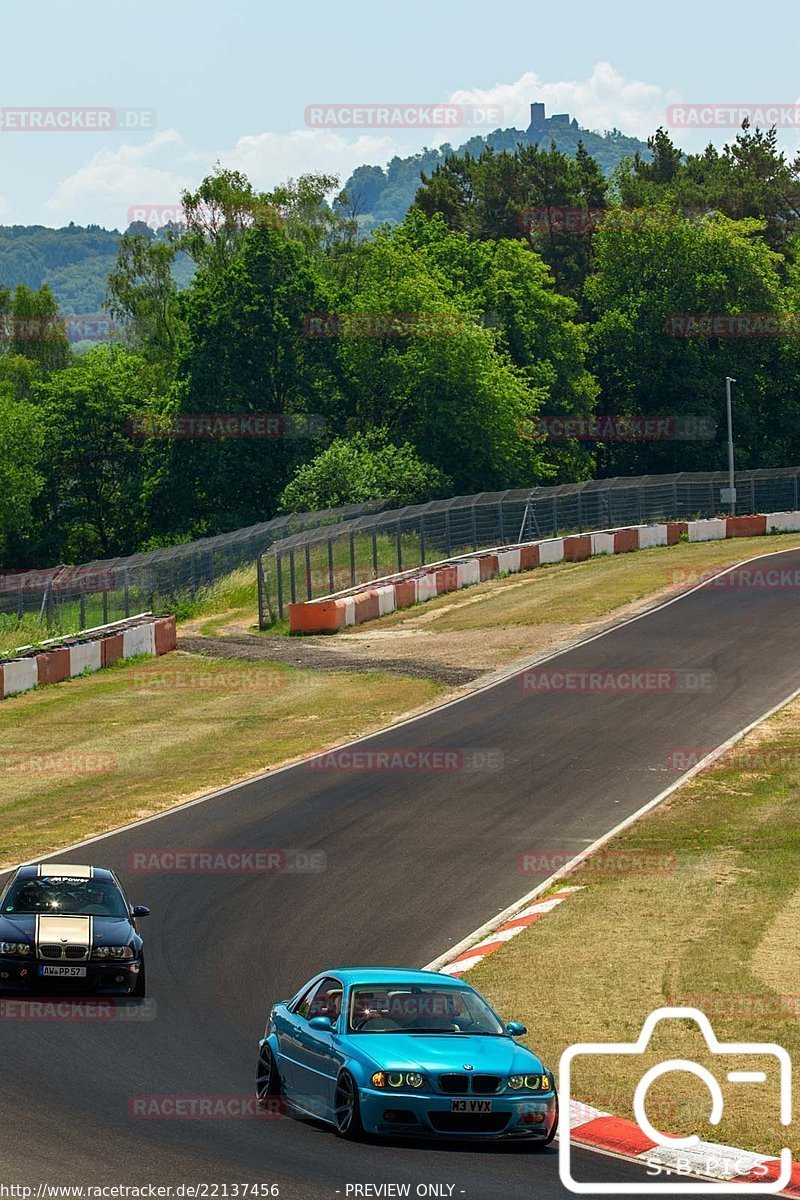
xmin=508 ymin=1072 xmax=552 ymax=1092
xmin=92 ymin=946 xmax=134 ymax=960
xmin=371 ymin=1071 xmax=427 ymax=1089
xmin=0 ymin=942 xmax=31 ymax=956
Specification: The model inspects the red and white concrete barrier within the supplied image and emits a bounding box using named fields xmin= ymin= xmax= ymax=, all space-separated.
xmin=285 ymin=512 xmax=800 ymax=634
xmin=568 ymin=1100 xmax=800 ymax=1194
xmin=1 ymin=613 xmax=177 ymax=701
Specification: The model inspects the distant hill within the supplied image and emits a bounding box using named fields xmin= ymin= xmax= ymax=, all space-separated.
xmin=0 ymin=107 xmax=650 ymax=314
xmin=342 ymin=103 xmax=651 ymax=228
xmin=0 ymin=223 xmax=194 ymax=319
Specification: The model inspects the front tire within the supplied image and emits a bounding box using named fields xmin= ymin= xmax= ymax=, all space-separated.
xmin=256 ymin=1043 xmax=281 ymax=1108
xmin=333 ymin=1070 xmax=363 ymax=1139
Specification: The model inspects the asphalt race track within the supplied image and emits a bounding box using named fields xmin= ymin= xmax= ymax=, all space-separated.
xmin=3 ymin=548 xmax=800 ymax=1198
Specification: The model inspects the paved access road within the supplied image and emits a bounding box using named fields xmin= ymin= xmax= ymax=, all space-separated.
xmin=3 ymin=549 xmax=799 ymax=1198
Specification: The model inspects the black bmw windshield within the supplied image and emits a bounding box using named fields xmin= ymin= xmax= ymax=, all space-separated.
xmin=348 ymin=984 xmax=505 ymax=1034
xmin=1 ymin=876 xmax=129 ymax=918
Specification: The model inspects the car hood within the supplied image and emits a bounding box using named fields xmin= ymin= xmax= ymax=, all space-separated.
xmin=352 ymin=1034 xmax=545 ymax=1075
xmin=0 ymin=914 xmax=135 ymax=946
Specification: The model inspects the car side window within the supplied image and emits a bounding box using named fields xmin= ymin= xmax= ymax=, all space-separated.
xmin=306 ymin=977 xmax=343 ymax=1023
xmin=292 ymin=982 xmax=321 ymax=1019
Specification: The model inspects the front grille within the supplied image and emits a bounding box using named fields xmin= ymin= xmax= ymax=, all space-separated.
xmin=438 ymin=1073 xmax=501 ymax=1094
xmin=38 ymin=945 xmax=88 ymax=961
xmin=429 ymin=1112 xmax=510 ymax=1134
xmin=439 ymin=1074 xmax=469 ymax=1094
xmin=471 ymin=1075 xmax=501 ymax=1094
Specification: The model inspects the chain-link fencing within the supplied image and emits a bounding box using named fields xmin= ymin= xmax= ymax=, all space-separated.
xmin=0 ymin=501 xmax=385 ymax=637
xmin=258 ymin=468 xmax=800 ymax=627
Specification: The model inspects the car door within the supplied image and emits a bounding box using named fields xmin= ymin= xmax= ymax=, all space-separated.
xmin=276 ymin=979 xmax=322 ymax=1097
xmin=291 ymin=976 xmax=343 ymax=1119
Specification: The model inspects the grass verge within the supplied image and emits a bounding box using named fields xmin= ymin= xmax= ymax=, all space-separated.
xmin=364 ymin=531 xmax=800 ymax=634
xmin=469 ymin=693 xmax=800 ymax=1155
xmin=0 ymin=651 xmax=442 ymax=869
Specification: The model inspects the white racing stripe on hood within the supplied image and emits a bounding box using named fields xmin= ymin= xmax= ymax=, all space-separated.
xmin=36 ymin=915 xmax=93 ymax=949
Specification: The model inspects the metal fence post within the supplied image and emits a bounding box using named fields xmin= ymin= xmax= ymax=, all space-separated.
xmin=124 ymin=575 xmax=130 ymax=619
xmin=553 ymin=497 xmax=558 ymax=536
xmin=444 ymin=510 xmax=452 ymax=557
xmin=349 ymin=531 xmax=356 ymax=587
xmin=257 ymin=554 xmax=266 ymax=629
xmin=79 ymin=593 xmax=86 ymax=630
xmin=372 ymin=528 xmax=378 ymax=577
xmin=102 ymin=590 xmax=108 ymax=625
xmin=498 ymin=501 xmax=505 ymax=544
xmin=305 ymin=544 xmax=312 ymax=600
xmin=289 ymin=550 xmax=296 ymax=605
xmin=328 ymin=538 xmax=335 ymax=594
xmin=276 ymin=552 xmax=284 ymax=619
xmin=471 ymin=504 xmax=478 ymax=552
xmin=396 ymin=523 xmax=403 ymax=572
xmin=577 ymin=491 xmax=582 ymax=533
xmin=420 ymin=515 xmax=426 ymax=565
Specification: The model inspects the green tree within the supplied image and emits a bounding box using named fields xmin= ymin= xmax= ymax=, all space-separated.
xmin=6 ymin=284 xmax=70 ymax=374
xmin=33 ymin=347 xmax=160 ymax=560
xmin=586 ymin=213 xmax=799 ymax=473
xmin=106 ymin=233 xmax=184 ymax=381
xmin=0 ymin=387 xmax=45 ymax=558
xmin=279 ymin=430 xmax=448 ymax=511
xmin=333 ymin=221 xmax=551 ymax=492
xmin=151 ymin=220 xmax=339 ymax=535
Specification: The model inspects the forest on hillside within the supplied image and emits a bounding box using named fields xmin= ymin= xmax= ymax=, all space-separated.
xmin=2 ymin=123 xmax=800 ymax=572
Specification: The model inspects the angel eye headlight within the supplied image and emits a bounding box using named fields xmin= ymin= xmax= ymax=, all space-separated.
xmin=525 ymin=1075 xmax=541 ymax=1090
xmin=405 ymin=1073 xmax=424 ymax=1088
xmin=507 ymin=1075 xmax=525 ymax=1090
xmin=0 ymin=942 xmax=31 ymax=956
xmin=387 ymin=1073 xmax=405 ymax=1088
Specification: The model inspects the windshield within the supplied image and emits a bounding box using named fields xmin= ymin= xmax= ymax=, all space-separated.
xmin=1 ymin=876 xmax=129 ymax=918
xmin=348 ymin=984 xmax=505 ymax=1035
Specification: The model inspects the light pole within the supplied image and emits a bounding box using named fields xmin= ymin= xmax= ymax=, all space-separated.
xmin=725 ymin=376 xmax=736 ymax=515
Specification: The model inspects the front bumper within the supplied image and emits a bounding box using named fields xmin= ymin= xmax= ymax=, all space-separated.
xmin=358 ymin=1085 xmax=557 ymax=1140
xmin=0 ymin=955 xmax=142 ymax=995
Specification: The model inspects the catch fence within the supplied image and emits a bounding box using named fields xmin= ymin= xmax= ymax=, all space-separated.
xmin=258 ymin=468 xmax=800 ymax=627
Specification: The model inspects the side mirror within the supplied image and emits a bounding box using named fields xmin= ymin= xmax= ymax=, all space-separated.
xmin=506 ymin=1021 xmax=527 ymax=1037
xmin=308 ymin=1015 xmax=335 ymax=1033
xmin=132 ymin=906 xmax=150 ymax=918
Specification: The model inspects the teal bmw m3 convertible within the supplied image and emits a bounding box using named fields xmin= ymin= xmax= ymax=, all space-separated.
xmin=255 ymin=967 xmax=557 ymax=1144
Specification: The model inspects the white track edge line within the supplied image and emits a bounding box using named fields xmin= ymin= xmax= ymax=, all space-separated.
xmin=423 ymin=676 xmax=800 ymax=970
xmin=7 ymin=540 xmax=800 ymax=879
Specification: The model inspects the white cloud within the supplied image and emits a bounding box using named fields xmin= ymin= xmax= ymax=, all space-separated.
xmin=43 ymin=127 xmax=403 ymax=228
xmin=221 ymin=128 xmax=400 ymax=192
xmin=450 ymin=63 xmax=678 ymax=142
xmin=43 ymin=63 xmax=800 ymax=227
xmin=45 ymin=131 xmax=196 ymax=229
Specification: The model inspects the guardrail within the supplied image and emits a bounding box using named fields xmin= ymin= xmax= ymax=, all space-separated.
xmin=0 ymin=613 xmax=177 ymax=701
xmin=259 ymin=468 xmax=800 ymax=626
xmin=286 ymin=512 xmax=800 ymax=634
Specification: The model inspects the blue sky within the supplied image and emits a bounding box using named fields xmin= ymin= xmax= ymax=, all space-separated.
xmin=2 ymin=0 xmax=798 ymax=227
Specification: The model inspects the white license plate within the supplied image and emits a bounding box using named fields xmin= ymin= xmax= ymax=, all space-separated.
xmin=450 ymin=1099 xmax=492 ymax=1113
xmin=40 ymin=965 xmax=87 ymax=978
